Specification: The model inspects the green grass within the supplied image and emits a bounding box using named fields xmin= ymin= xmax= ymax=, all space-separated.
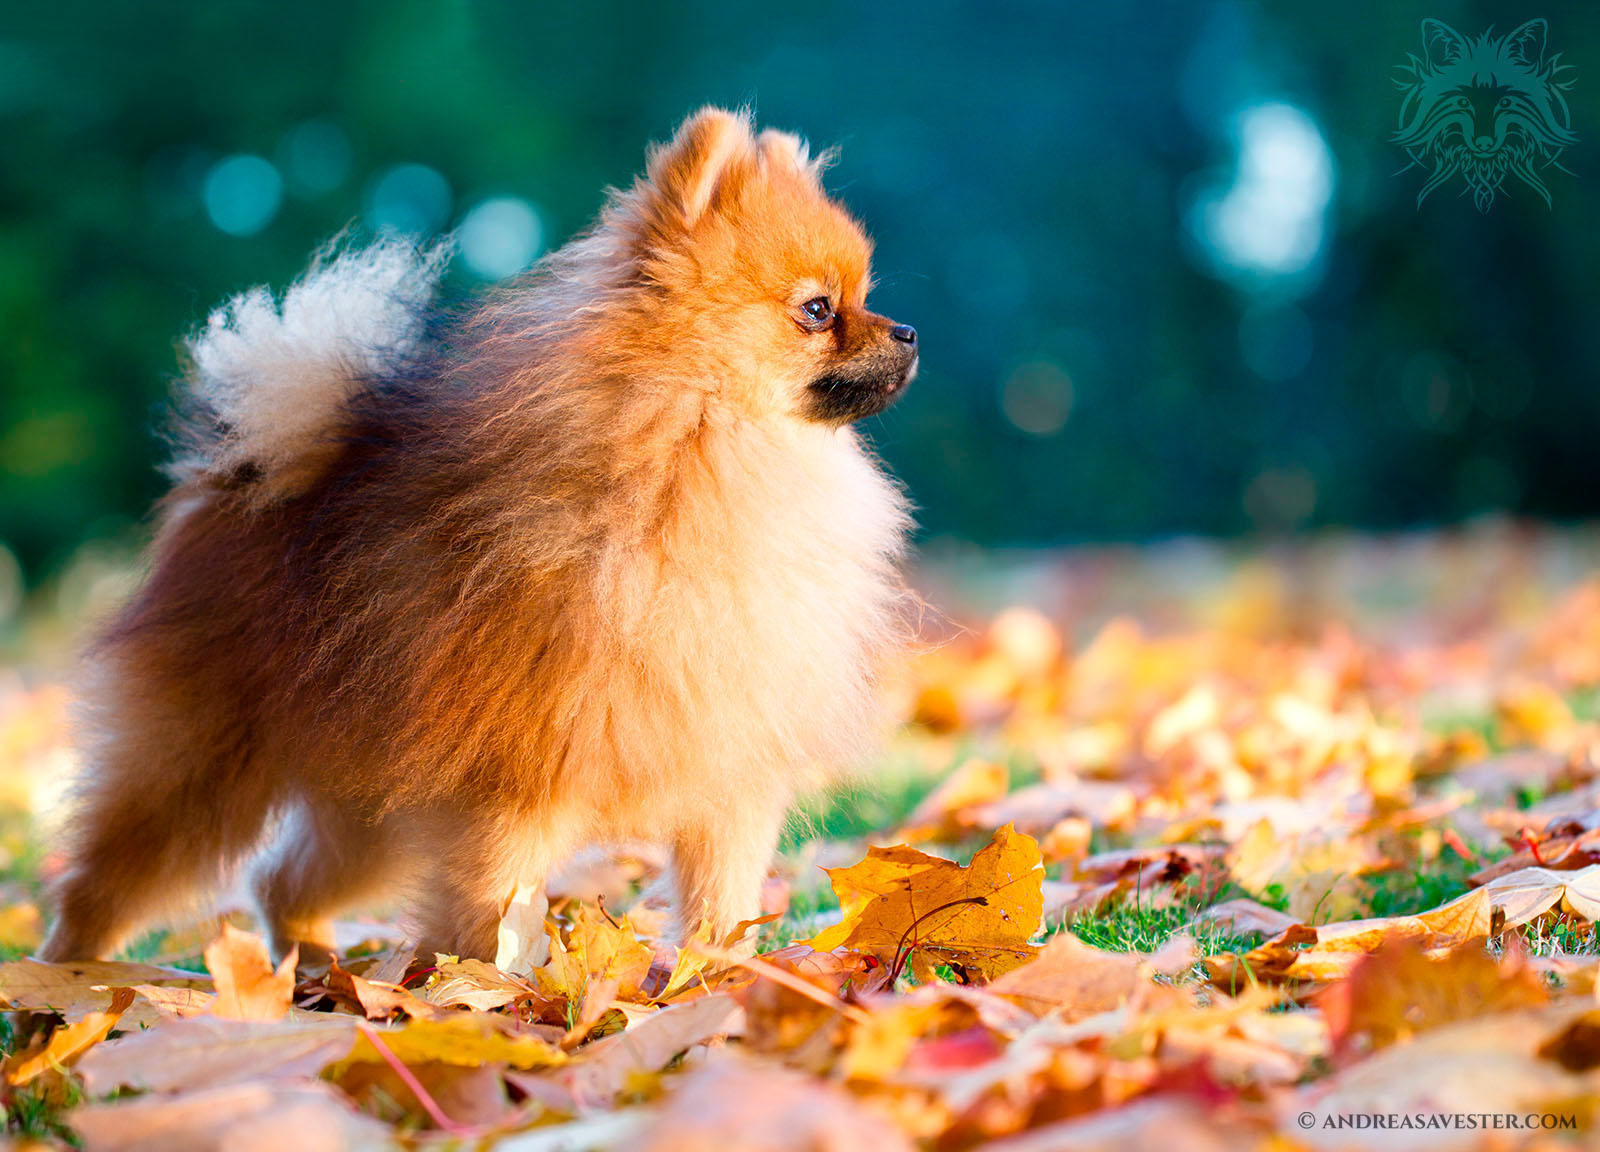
xmin=5 ymin=1081 xmax=81 ymax=1146
xmin=780 ymin=746 xmax=1043 ymax=852
xmin=1358 ymin=860 xmax=1476 ymax=920
xmin=1063 ymin=900 xmax=1262 ymax=959
xmin=782 ymin=767 xmax=936 ymax=849
xmin=760 ymin=883 xmax=842 ymax=950
xmin=1520 ymin=916 xmax=1600 ymax=958
xmin=0 ymin=1014 xmax=83 ymax=1146
xmin=1046 ymin=877 xmax=1268 ymax=969
xmin=1420 ymin=708 xmax=1498 ymax=746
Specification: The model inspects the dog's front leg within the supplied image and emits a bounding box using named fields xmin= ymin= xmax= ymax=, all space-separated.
xmin=671 ymin=793 xmax=786 ymax=951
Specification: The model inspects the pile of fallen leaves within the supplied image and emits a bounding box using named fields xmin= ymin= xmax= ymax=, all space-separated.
xmin=3 ymin=526 xmax=1600 ymax=1149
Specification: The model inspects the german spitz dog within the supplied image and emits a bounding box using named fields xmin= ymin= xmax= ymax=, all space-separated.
xmin=41 ymin=107 xmax=917 ymax=964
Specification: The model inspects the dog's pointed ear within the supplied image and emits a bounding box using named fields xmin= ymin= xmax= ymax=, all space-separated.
xmin=643 ymin=107 xmax=754 ymax=230
xmin=756 ymin=128 xmax=828 ymax=184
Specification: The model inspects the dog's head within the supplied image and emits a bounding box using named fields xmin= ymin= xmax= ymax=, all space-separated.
xmin=607 ymin=107 xmax=917 ymax=425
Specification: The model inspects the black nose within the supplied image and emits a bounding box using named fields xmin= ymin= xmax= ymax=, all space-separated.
xmin=890 ymin=324 xmax=917 ymax=346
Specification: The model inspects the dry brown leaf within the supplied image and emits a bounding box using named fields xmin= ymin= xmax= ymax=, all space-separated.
xmin=537 ymin=904 xmax=656 ymax=1005
xmin=987 ymin=934 xmax=1155 ymax=1021
xmin=204 ymin=924 xmax=295 ymax=1022
xmin=802 ymin=824 xmax=1045 ymax=981
xmin=128 ymin=983 xmax=216 ymax=1019
xmin=1478 ymin=863 xmax=1600 ymax=926
xmin=0 ymin=957 xmax=211 ymax=1028
xmin=70 ymin=1079 xmax=394 ymax=1152
xmin=1318 ymin=935 xmax=1548 ymax=1058
xmin=325 ymin=961 xmax=440 ymax=1021
xmin=337 ymin=1057 xmax=517 ymax=1130
xmin=495 ymin=883 xmax=551 ymax=975
xmin=3 ymin=986 xmax=133 ymax=1086
xmin=1206 ymin=888 xmax=1503 ymax=991
xmin=637 ymin=1058 xmax=916 ymax=1152
xmin=521 ymin=993 xmax=742 ymax=1110
xmin=78 ymin=1016 xmax=358 ymax=1095
xmin=422 ymin=957 xmax=537 ymax=1012
xmin=1297 ymin=1009 xmax=1593 ymax=1149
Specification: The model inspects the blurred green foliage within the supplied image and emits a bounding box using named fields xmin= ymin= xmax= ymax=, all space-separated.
xmin=2 ymin=0 xmax=1598 ymax=586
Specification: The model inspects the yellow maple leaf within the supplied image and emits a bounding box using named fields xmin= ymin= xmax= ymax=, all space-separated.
xmin=535 ymin=904 xmax=655 ymax=1005
xmin=204 ymin=925 xmax=295 ymax=1023
xmin=801 ymin=824 xmax=1044 ymax=981
xmin=338 ymin=1013 xmax=564 ymax=1071
xmin=4 ymin=986 xmax=135 ymax=1086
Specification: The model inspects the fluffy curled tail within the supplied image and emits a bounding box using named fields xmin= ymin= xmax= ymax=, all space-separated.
xmin=172 ymin=236 xmax=448 ymax=502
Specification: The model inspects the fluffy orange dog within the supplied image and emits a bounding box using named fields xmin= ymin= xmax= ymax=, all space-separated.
xmin=41 ymin=107 xmax=917 ymax=964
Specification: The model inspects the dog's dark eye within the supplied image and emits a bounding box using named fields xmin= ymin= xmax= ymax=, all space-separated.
xmin=799 ymin=297 xmax=834 ymax=330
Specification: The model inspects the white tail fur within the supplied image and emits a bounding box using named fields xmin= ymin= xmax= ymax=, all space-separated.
xmin=182 ymin=237 xmax=447 ymax=496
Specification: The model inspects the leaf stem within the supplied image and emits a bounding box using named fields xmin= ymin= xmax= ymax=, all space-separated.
xmin=889 ymin=896 xmax=989 ymax=985
xmin=356 ymin=1021 xmax=469 ymax=1135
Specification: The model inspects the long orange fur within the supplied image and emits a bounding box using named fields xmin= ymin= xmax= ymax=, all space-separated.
xmin=41 ymin=107 xmax=918 ymax=964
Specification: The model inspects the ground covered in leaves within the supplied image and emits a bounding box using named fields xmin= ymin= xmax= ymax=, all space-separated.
xmin=4 ymin=525 xmax=1600 ymax=1149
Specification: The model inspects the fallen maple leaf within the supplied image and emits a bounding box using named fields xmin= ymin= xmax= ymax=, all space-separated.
xmin=3 ymin=985 xmax=133 ymax=1086
xmin=1189 ymin=898 xmax=1298 ymax=938
xmin=1318 ymin=935 xmax=1548 ymax=1059
xmin=324 ymin=960 xmax=441 ymax=1021
xmin=516 ymin=993 xmax=743 ymax=1110
xmin=987 ymin=933 xmax=1156 ymax=1022
xmin=1205 ymin=888 xmax=1501 ymax=990
xmin=423 ymin=957 xmax=538 ymax=1012
xmin=336 ymin=1012 xmax=564 ymax=1072
xmin=204 ymin=924 xmax=295 ymax=1022
xmin=638 ymin=1058 xmax=917 ymax=1152
xmin=78 ymin=1016 xmax=359 ymax=1095
xmin=496 ymin=883 xmax=551 ymax=974
xmin=1476 ymin=863 xmax=1600 ymax=926
xmin=802 ymin=824 xmax=1045 ymax=982
xmin=125 ymin=983 xmax=216 ymax=1019
xmin=538 ymin=903 xmax=656 ymax=1006
xmin=70 ymin=1080 xmax=393 ymax=1152
xmin=0 ymin=958 xmax=211 ymax=1028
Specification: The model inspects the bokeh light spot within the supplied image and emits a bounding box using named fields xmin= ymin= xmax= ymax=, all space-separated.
xmin=1187 ymin=101 xmax=1334 ymax=292
xmin=367 ymin=163 xmax=452 ymax=236
xmin=457 ymin=197 xmax=543 ymax=280
xmin=202 ymin=154 xmax=283 ymax=237
xmin=1000 ymin=361 xmax=1074 ymax=438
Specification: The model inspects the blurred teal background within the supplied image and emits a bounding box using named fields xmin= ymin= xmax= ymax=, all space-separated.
xmin=2 ymin=0 xmax=1598 ymax=596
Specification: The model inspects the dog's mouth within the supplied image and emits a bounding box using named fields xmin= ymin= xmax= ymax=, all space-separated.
xmin=803 ymin=356 xmax=917 ymax=424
